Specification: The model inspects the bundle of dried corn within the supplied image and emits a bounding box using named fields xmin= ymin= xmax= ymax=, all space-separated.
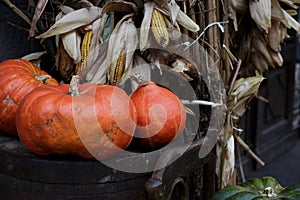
xmin=229 ymin=0 xmax=300 ymax=76
xmin=4 ymin=0 xmax=300 ymax=192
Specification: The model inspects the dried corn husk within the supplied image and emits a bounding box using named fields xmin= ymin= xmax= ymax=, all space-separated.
xmin=83 ymin=14 xmax=108 ymax=79
xmin=216 ymin=134 xmax=235 ymax=188
xmin=107 ymin=14 xmax=138 ymax=85
xmin=249 ymin=0 xmax=271 ymax=33
xmin=228 ymin=75 xmax=265 ymax=117
xmin=140 ymin=2 xmax=155 ymax=51
xmin=176 ymin=10 xmax=199 ymax=32
xmin=61 ymin=31 xmax=82 ymax=64
xmin=56 ymin=40 xmax=74 ymax=82
xmin=166 ymin=0 xmax=180 ymax=24
xmin=36 ymin=6 xmax=102 ymax=38
xmin=86 ymin=42 xmax=109 ymax=83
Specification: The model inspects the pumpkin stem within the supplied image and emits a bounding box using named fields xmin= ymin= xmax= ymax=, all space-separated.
xmin=130 ymin=73 xmax=150 ymax=86
xmin=35 ymin=75 xmax=51 ymax=84
xmin=263 ymin=187 xmax=276 ymax=198
xmin=68 ymin=75 xmax=80 ymax=96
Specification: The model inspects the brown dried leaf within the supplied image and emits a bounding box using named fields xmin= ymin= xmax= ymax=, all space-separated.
xmin=268 ymin=20 xmax=281 ymax=52
xmin=250 ymin=51 xmax=269 ymax=73
xmin=249 ymin=0 xmax=271 ymax=33
xmin=279 ymin=0 xmax=298 ymax=9
xmin=271 ymin=0 xmax=285 ymax=21
xmin=228 ymin=75 xmax=265 ymax=117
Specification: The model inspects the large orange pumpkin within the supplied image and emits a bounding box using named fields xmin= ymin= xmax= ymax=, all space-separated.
xmin=130 ymin=82 xmax=186 ymax=150
xmin=0 ymin=59 xmax=58 ymax=134
xmin=16 ymin=79 xmax=136 ymax=160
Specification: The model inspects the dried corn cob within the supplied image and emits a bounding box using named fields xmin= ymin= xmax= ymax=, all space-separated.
xmin=109 ymin=49 xmax=126 ymax=85
xmin=75 ymin=30 xmax=93 ymax=75
xmin=151 ymin=8 xmax=169 ymax=48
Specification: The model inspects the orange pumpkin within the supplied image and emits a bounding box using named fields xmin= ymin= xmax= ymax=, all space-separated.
xmin=0 ymin=59 xmax=58 ymax=134
xmin=130 ymin=82 xmax=186 ymax=150
xmin=16 ymin=80 xmax=136 ymax=160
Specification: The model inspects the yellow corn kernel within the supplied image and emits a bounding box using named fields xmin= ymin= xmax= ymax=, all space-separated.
xmin=75 ymin=30 xmax=93 ymax=75
xmin=110 ymin=49 xmax=126 ymax=85
xmin=151 ymin=9 xmax=169 ymax=48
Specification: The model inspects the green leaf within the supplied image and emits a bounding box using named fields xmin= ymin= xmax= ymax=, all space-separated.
xmin=226 ymin=191 xmax=260 ymax=200
xmin=212 ymin=186 xmax=254 ymax=200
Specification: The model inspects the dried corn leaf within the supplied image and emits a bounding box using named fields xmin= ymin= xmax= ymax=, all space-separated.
xmin=36 ymin=7 xmax=102 ymax=38
xmin=250 ymin=51 xmax=269 ymax=73
xmin=279 ymin=0 xmax=298 ymax=9
xmin=268 ymin=20 xmax=282 ymax=52
xmin=140 ymin=2 xmax=155 ymax=51
xmin=270 ymin=50 xmax=283 ymax=67
xmin=249 ymin=0 xmax=271 ymax=33
xmin=282 ymin=8 xmax=300 ymax=32
xmin=280 ymin=23 xmax=288 ymax=42
xmin=103 ymin=0 xmax=138 ymax=14
xmin=228 ymin=75 xmax=265 ymax=117
xmin=285 ymin=9 xmax=298 ymax=16
xmin=251 ymin=30 xmax=274 ymax=67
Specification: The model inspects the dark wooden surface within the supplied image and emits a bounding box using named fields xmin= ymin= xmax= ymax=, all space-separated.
xmin=0 ymin=132 xmax=216 ymax=199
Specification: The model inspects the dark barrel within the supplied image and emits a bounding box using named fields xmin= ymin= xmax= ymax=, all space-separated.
xmin=0 ymin=132 xmax=151 ymax=199
xmin=0 ymin=132 xmax=216 ymax=200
